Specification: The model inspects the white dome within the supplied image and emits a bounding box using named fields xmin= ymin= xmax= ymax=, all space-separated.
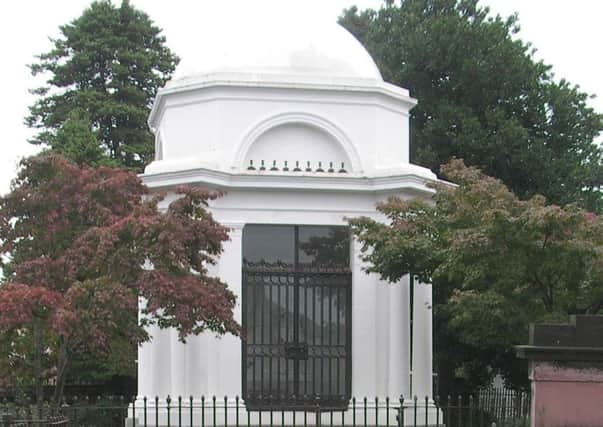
xmin=168 ymin=7 xmax=382 ymax=85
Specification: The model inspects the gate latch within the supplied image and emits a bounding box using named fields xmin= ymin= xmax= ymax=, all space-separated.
xmin=284 ymin=343 xmax=309 ymax=360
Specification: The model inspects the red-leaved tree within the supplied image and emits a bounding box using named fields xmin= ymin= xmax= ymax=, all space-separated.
xmin=0 ymin=154 xmax=239 ymax=408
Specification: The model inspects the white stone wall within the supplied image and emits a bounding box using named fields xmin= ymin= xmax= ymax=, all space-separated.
xmin=138 ymin=188 xmax=415 ymax=400
xmin=145 ymin=80 xmax=415 ymax=178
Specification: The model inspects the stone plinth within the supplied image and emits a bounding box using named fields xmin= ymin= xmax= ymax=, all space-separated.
xmin=516 ymin=315 xmax=603 ymax=427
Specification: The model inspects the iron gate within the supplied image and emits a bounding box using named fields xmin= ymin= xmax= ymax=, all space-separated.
xmin=242 ymin=225 xmax=352 ymax=410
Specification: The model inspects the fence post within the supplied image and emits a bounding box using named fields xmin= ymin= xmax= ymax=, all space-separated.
xmin=225 ymin=396 xmax=228 ymax=427
xmin=398 ymin=396 xmax=404 ymax=427
xmin=190 ymin=396 xmax=194 ymax=427
xmin=213 ymin=396 xmax=217 ymax=427
xmin=479 ymin=393 xmax=485 ymax=427
xmin=71 ymin=395 xmax=78 ymax=425
xmin=304 ymin=398 xmax=308 ymax=427
xmin=167 ymin=395 xmax=171 ymax=427
xmin=434 ymin=395 xmax=439 ymax=427
xmin=425 ymin=396 xmax=429 ymax=427
xmin=386 ymin=396 xmax=390 ymax=427
xmin=178 ymin=396 xmax=182 ymax=427
xmin=413 ymin=396 xmax=417 ymax=427
xmin=458 ymin=395 xmax=462 ymax=427
xmin=155 ymin=396 xmax=159 ymax=427
xmin=446 ymin=395 xmax=451 ymax=427
xmin=469 ymin=395 xmax=474 ymax=427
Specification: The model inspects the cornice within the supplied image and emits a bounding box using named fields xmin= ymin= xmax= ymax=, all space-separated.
xmin=141 ymin=166 xmax=439 ymax=196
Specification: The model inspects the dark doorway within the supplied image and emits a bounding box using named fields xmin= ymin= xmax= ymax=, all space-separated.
xmin=242 ymin=225 xmax=352 ymax=410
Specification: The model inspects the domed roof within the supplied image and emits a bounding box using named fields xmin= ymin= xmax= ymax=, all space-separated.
xmin=168 ymin=7 xmax=382 ymax=85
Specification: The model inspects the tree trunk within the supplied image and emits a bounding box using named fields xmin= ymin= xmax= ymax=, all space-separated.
xmin=51 ymin=337 xmax=70 ymax=413
xmin=33 ymin=316 xmax=44 ymax=418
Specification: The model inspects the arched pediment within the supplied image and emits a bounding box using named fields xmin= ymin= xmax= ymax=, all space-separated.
xmin=234 ymin=113 xmax=362 ymax=173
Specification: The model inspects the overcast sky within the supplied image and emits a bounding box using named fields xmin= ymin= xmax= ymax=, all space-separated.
xmin=1 ymin=0 xmax=601 ymax=195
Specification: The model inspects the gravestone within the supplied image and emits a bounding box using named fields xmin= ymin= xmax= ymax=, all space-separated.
xmin=516 ymin=315 xmax=603 ymax=427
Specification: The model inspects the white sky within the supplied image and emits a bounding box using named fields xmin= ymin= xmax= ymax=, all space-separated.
xmin=1 ymin=0 xmax=601 ymax=195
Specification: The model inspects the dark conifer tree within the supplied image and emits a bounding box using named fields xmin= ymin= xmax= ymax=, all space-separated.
xmin=26 ymin=0 xmax=179 ymax=171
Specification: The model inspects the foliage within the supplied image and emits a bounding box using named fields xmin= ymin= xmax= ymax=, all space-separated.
xmin=48 ymin=109 xmax=119 ymax=168
xmin=349 ymin=159 xmax=603 ymax=388
xmin=0 ymin=155 xmax=239 ymax=406
xmin=26 ymin=0 xmax=179 ymax=170
xmin=339 ymin=0 xmax=603 ymax=211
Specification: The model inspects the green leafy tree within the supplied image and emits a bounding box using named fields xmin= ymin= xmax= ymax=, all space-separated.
xmin=349 ymin=159 xmax=603 ymax=391
xmin=49 ymin=109 xmax=118 ymax=167
xmin=0 ymin=155 xmax=239 ymax=409
xmin=26 ymin=0 xmax=179 ymax=170
xmin=340 ymin=0 xmax=603 ymax=211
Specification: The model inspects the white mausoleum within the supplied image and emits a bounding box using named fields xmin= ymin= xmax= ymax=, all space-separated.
xmin=137 ymin=10 xmax=440 ymax=425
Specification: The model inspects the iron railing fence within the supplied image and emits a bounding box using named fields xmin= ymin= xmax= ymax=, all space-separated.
xmin=476 ymin=388 xmax=530 ymax=421
xmin=1 ymin=395 xmax=129 ymax=426
xmin=1 ymin=390 xmax=530 ymax=427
